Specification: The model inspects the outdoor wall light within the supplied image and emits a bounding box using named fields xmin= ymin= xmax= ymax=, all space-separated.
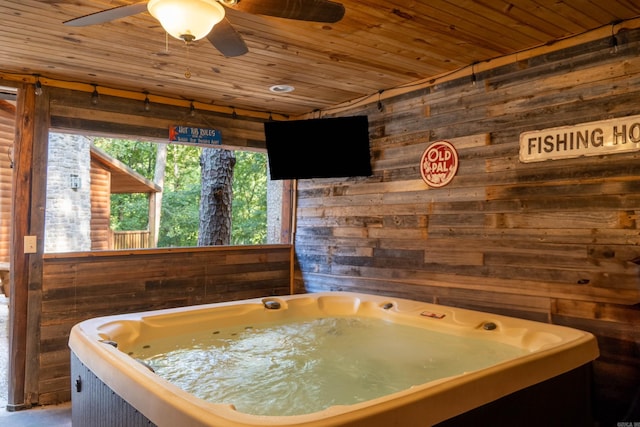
xmin=91 ymin=85 xmax=99 ymax=105
xmin=34 ymin=75 xmax=43 ymax=96
xmin=610 ymin=31 xmax=619 ymax=55
xmin=470 ymin=62 xmax=478 ymax=87
xmin=70 ymin=174 xmax=81 ymax=190
xmin=609 ymin=20 xmax=622 ymax=55
xmin=144 ymin=93 xmax=151 ymax=111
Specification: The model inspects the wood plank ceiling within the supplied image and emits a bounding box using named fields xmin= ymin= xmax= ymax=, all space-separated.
xmin=1 ymin=1 xmax=639 ymax=117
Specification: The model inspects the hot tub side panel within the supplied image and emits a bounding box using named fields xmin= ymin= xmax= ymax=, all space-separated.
xmin=71 ymin=350 xmax=595 ymax=427
xmin=434 ymin=362 xmax=594 ymax=427
xmin=71 ymin=353 xmax=156 ymax=427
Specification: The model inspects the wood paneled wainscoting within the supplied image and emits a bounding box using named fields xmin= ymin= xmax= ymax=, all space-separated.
xmin=35 ymin=245 xmax=292 ymax=404
xmin=293 ymin=29 xmax=640 ymax=424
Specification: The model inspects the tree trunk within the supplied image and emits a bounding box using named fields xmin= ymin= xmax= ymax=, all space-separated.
xmin=198 ymin=148 xmax=235 ymax=246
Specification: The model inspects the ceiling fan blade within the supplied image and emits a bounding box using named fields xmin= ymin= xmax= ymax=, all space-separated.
xmin=63 ymin=2 xmax=149 ymax=26
xmin=207 ymin=18 xmax=249 ymax=57
xmin=229 ymin=0 xmax=345 ymax=23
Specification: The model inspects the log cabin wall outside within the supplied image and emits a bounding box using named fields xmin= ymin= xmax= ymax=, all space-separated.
xmin=293 ymin=30 xmax=640 ymax=424
xmin=89 ymin=155 xmax=112 ymax=250
xmin=0 ymin=102 xmax=13 ymax=296
xmin=0 ymin=104 xmax=13 ymax=267
xmin=0 ymin=105 xmax=13 ymax=265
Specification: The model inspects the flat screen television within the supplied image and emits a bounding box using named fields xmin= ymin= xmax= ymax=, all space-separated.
xmin=264 ymin=115 xmax=372 ymax=180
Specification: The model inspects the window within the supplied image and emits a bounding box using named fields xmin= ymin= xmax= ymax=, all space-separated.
xmin=44 ymin=134 xmax=281 ymax=252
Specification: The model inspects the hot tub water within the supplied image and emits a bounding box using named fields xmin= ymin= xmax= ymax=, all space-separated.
xmin=126 ymin=316 xmax=528 ymax=416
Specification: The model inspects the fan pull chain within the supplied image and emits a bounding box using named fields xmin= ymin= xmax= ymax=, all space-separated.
xmin=184 ymin=42 xmax=192 ymax=79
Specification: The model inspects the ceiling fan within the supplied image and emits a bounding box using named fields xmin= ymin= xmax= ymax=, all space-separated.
xmin=64 ymin=0 xmax=345 ymax=57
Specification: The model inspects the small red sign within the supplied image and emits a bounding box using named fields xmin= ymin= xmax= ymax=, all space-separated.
xmin=420 ymin=140 xmax=459 ymax=188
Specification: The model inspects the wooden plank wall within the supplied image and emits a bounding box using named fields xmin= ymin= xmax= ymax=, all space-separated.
xmin=48 ymin=87 xmax=267 ymax=151
xmin=38 ymin=245 xmax=292 ymax=403
xmin=293 ymin=30 xmax=640 ymax=424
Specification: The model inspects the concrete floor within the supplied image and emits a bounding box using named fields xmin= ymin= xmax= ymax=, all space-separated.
xmin=1 ymin=294 xmax=72 ymax=426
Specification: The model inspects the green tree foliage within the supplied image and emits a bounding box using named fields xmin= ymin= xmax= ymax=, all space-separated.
xmin=94 ymin=138 xmax=267 ymax=247
xmin=158 ymin=184 xmax=200 ymax=247
xmin=110 ymin=194 xmax=149 ymax=231
xmin=158 ymin=144 xmax=203 ymax=247
xmin=165 ymin=143 xmax=201 ymax=191
xmin=232 ymin=151 xmax=267 ymax=245
xmin=94 ymin=138 xmax=156 ymax=177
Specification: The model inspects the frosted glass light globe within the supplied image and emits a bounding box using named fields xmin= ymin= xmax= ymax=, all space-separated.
xmin=148 ymin=0 xmax=225 ymax=42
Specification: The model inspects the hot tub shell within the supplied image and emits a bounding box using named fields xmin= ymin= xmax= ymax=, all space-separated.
xmin=69 ymin=292 xmax=599 ymax=426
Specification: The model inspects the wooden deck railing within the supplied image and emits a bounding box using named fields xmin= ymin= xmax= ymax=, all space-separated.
xmin=112 ymin=230 xmax=150 ymax=249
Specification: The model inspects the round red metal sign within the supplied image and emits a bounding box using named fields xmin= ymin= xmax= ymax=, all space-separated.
xmin=420 ymin=140 xmax=459 ymax=187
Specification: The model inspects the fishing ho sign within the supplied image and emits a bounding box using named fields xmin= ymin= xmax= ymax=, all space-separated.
xmin=420 ymin=140 xmax=459 ymax=188
xmin=520 ymin=114 xmax=640 ymax=163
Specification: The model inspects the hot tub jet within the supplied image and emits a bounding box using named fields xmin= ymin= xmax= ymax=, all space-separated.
xmin=264 ymin=300 xmax=281 ymax=310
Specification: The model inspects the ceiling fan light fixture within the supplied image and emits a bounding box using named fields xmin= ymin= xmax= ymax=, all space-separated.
xmin=148 ymin=0 xmax=225 ymax=42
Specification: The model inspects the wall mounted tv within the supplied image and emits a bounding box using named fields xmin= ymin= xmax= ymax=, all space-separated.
xmin=264 ymin=115 xmax=372 ymax=180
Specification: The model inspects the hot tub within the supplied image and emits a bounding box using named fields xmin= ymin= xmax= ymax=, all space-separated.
xmin=69 ymin=292 xmax=599 ymax=426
